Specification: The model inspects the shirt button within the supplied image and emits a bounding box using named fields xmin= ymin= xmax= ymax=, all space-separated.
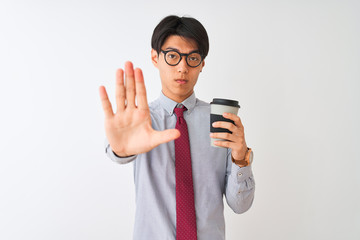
xmin=238 ymin=172 xmax=243 ymax=177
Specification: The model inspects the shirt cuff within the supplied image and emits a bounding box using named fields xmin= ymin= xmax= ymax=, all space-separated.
xmin=105 ymin=144 xmax=137 ymax=164
xmin=231 ymin=163 xmax=253 ymax=184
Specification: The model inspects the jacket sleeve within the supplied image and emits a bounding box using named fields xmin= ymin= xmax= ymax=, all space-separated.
xmin=104 ymin=138 xmax=137 ymax=164
xmin=224 ymin=148 xmax=255 ymax=214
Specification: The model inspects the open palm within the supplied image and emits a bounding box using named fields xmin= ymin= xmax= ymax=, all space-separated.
xmin=99 ymin=61 xmax=180 ymax=157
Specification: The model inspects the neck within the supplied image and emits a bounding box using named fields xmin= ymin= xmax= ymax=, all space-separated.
xmin=162 ymin=90 xmax=193 ymax=103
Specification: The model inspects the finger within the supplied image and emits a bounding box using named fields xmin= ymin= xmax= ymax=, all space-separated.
xmin=134 ymin=68 xmax=149 ymax=110
xmin=223 ymin=113 xmax=244 ymax=128
xmin=115 ymin=68 xmax=125 ymax=112
xmin=210 ymin=132 xmax=236 ymax=142
xmin=99 ymin=86 xmax=114 ymax=118
xmin=152 ymin=129 xmax=181 ymax=147
xmin=212 ymin=121 xmax=237 ymax=132
xmin=125 ymin=61 xmax=136 ymax=108
xmin=213 ymin=140 xmax=235 ymax=149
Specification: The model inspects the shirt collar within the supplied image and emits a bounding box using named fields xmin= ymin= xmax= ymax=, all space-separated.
xmin=159 ymin=91 xmax=196 ymax=116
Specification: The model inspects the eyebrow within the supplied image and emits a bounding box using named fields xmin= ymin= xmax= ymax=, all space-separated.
xmin=164 ymin=47 xmax=200 ymax=53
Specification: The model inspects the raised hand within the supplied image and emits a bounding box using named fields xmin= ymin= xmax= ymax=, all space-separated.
xmin=99 ymin=61 xmax=180 ymax=157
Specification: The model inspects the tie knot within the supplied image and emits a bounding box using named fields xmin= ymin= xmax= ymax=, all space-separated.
xmin=174 ymin=106 xmax=187 ymax=118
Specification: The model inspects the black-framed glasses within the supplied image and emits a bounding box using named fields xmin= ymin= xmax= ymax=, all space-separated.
xmin=161 ymin=49 xmax=204 ymax=68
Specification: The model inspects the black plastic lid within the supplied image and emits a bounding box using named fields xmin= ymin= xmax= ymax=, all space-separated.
xmin=210 ymin=98 xmax=240 ymax=108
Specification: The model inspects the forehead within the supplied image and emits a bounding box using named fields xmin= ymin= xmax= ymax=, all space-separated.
xmin=162 ymin=35 xmax=198 ymax=52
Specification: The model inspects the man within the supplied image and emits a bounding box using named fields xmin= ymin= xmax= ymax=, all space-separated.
xmin=99 ymin=15 xmax=255 ymax=240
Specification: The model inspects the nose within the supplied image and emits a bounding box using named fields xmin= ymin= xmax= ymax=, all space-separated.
xmin=177 ymin=56 xmax=189 ymax=73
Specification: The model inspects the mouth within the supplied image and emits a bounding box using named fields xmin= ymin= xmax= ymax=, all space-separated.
xmin=175 ymin=79 xmax=188 ymax=84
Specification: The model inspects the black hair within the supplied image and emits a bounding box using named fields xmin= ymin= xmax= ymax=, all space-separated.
xmin=151 ymin=15 xmax=209 ymax=58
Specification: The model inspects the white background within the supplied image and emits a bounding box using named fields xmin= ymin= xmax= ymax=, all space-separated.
xmin=1 ymin=0 xmax=359 ymax=239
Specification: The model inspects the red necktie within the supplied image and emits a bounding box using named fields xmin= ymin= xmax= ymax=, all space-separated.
xmin=174 ymin=106 xmax=197 ymax=240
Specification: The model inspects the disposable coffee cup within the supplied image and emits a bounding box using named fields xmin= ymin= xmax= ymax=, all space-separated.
xmin=210 ymin=98 xmax=240 ymax=147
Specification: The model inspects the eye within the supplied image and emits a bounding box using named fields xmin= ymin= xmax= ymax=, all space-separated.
xmin=168 ymin=54 xmax=178 ymax=59
xmin=166 ymin=51 xmax=180 ymax=60
xmin=188 ymin=56 xmax=199 ymax=61
xmin=188 ymin=53 xmax=201 ymax=62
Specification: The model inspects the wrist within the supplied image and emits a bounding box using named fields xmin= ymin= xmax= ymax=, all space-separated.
xmin=112 ymin=150 xmax=135 ymax=158
xmin=232 ymin=148 xmax=253 ymax=167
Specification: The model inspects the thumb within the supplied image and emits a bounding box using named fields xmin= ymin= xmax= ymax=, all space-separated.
xmin=152 ymin=129 xmax=180 ymax=147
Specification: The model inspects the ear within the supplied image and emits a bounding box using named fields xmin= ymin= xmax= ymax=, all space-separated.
xmin=200 ymin=60 xmax=205 ymax=72
xmin=151 ymin=49 xmax=159 ymax=69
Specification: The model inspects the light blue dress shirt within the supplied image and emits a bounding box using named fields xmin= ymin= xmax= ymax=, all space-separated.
xmin=105 ymin=92 xmax=255 ymax=240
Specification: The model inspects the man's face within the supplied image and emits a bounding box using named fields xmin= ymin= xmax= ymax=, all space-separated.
xmin=151 ymin=35 xmax=205 ymax=103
